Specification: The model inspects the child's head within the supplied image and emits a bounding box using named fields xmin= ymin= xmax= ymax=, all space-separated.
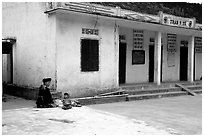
xmin=64 ymin=93 xmax=70 ymax=98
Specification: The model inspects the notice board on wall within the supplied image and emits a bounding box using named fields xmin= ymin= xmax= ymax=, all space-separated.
xmin=167 ymin=34 xmax=177 ymax=52
xmin=132 ymin=50 xmax=145 ymax=65
xmin=195 ymin=37 xmax=202 ymax=53
xmin=133 ymin=29 xmax=144 ymax=50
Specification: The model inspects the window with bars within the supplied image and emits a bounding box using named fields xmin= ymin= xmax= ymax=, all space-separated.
xmin=81 ymin=39 xmax=99 ymax=72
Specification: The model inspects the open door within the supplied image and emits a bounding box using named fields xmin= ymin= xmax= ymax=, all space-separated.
xmin=149 ymin=45 xmax=154 ymax=82
xmin=2 ymin=40 xmax=14 ymax=84
xmin=180 ymin=47 xmax=188 ymax=81
xmin=149 ymin=45 xmax=163 ymax=82
xmin=160 ymin=46 xmax=163 ymax=82
xmin=119 ymin=43 xmax=126 ymax=84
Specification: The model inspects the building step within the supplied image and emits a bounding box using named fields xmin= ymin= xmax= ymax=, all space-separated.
xmin=127 ymin=91 xmax=187 ymax=101
xmin=126 ymin=87 xmax=181 ymax=95
xmin=75 ymin=94 xmax=128 ymax=105
xmin=73 ymin=81 xmax=202 ymax=105
xmin=181 ymin=81 xmax=202 ymax=86
xmin=193 ymin=89 xmax=202 ymax=94
xmin=120 ymin=84 xmax=173 ymax=91
xmin=185 ymin=85 xmax=202 ymax=90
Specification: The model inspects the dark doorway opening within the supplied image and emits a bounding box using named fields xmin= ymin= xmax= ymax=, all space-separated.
xmin=193 ymin=48 xmax=195 ymax=81
xmin=180 ymin=47 xmax=188 ymax=81
xmin=160 ymin=46 xmax=163 ymax=82
xmin=2 ymin=41 xmax=13 ymax=84
xmin=149 ymin=45 xmax=154 ymax=82
xmin=119 ymin=43 xmax=126 ymax=84
xmin=149 ymin=45 xmax=163 ymax=83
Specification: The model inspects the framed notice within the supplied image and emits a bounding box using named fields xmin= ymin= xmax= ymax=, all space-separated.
xmin=167 ymin=34 xmax=177 ymax=52
xmin=133 ymin=29 xmax=144 ymax=50
xmin=195 ymin=37 xmax=202 ymax=53
xmin=132 ymin=50 xmax=145 ymax=65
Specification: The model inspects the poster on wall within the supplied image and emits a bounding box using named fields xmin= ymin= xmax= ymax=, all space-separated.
xmin=132 ymin=50 xmax=145 ymax=65
xmin=167 ymin=52 xmax=175 ymax=67
xmin=133 ymin=29 xmax=144 ymax=50
xmin=195 ymin=37 xmax=202 ymax=53
xmin=167 ymin=34 xmax=177 ymax=52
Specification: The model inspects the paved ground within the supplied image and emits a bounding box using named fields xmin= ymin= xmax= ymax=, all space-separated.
xmin=2 ymin=94 xmax=170 ymax=135
xmin=89 ymin=95 xmax=202 ymax=135
xmin=2 ymin=95 xmax=35 ymax=110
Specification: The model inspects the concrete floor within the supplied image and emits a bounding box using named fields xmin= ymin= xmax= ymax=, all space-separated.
xmin=2 ymin=95 xmax=35 ymax=110
xmin=89 ymin=95 xmax=202 ymax=135
xmin=2 ymin=94 xmax=170 ymax=135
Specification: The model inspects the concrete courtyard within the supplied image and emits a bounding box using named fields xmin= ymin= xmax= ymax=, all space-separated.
xmin=2 ymin=94 xmax=202 ymax=135
xmin=90 ymin=94 xmax=202 ymax=135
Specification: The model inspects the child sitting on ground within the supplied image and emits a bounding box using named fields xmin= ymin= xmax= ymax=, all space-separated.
xmin=62 ymin=93 xmax=72 ymax=110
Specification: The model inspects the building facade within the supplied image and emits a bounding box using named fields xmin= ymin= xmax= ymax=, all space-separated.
xmin=2 ymin=2 xmax=202 ymax=98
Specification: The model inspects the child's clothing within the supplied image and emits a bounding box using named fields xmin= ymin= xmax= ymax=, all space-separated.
xmin=62 ymin=98 xmax=72 ymax=110
xmin=71 ymin=99 xmax=82 ymax=107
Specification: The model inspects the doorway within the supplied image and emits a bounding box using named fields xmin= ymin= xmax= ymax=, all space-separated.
xmin=149 ymin=45 xmax=154 ymax=82
xmin=160 ymin=46 xmax=163 ymax=82
xmin=149 ymin=45 xmax=163 ymax=82
xmin=119 ymin=42 xmax=126 ymax=84
xmin=180 ymin=47 xmax=188 ymax=81
xmin=2 ymin=41 xmax=13 ymax=84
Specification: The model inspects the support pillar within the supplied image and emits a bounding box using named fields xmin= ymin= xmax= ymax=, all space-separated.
xmin=188 ymin=36 xmax=195 ymax=83
xmin=155 ymin=31 xmax=162 ymax=85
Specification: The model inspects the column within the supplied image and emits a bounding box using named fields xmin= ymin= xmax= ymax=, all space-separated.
xmin=188 ymin=36 xmax=195 ymax=82
xmin=155 ymin=31 xmax=162 ymax=85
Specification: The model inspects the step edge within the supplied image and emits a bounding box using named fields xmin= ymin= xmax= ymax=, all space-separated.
xmin=128 ymin=91 xmax=187 ymax=97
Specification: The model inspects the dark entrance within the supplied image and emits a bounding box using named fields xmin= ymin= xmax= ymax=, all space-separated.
xmin=149 ymin=45 xmax=154 ymax=82
xmin=180 ymin=47 xmax=188 ymax=81
xmin=149 ymin=45 xmax=163 ymax=82
xmin=160 ymin=46 xmax=163 ymax=82
xmin=119 ymin=43 xmax=126 ymax=84
xmin=2 ymin=41 xmax=13 ymax=84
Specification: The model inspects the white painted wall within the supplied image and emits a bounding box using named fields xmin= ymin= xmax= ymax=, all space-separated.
xmin=119 ymin=26 xmax=202 ymax=83
xmin=119 ymin=27 xmax=157 ymax=83
xmin=2 ymin=54 xmax=11 ymax=83
xmin=195 ymin=52 xmax=202 ymax=80
xmin=3 ymin=2 xmax=201 ymax=97
xmin=162 ymin=34 xmax=189 ymax=82
xmin=2 ymin=2 xmax=57 ymax=88
xmin=56 ymin=12 xmax=118 ymax=97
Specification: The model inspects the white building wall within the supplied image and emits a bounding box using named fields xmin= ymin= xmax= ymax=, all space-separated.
xmin=2 ymin=54 xmax=11 ymax=83
xmin=2 ymin=2 xmax=57 ymax=88
xmin=119 ymin=27 xmax=156 ymax=83
xmin=195 ymin=52 xmax=202 ymax=80
xmin=162 ymin=34 xmax=189 ymax=82
xmin=119 ymin=26 xmax=200 ymax=83
xmin=56 ymin=12 xmax=118 ymax=97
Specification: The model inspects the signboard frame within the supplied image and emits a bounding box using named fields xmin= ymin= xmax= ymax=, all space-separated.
xmin=132 ymin=50 xmax=145 ymax=65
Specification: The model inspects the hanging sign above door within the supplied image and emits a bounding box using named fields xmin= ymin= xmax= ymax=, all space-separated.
xmin=159 ymin=12 xmax=196 ymax=29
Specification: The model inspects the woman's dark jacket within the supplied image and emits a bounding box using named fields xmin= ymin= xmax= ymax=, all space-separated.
xmin=36 ymin=85 xmax=53 ymax=106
